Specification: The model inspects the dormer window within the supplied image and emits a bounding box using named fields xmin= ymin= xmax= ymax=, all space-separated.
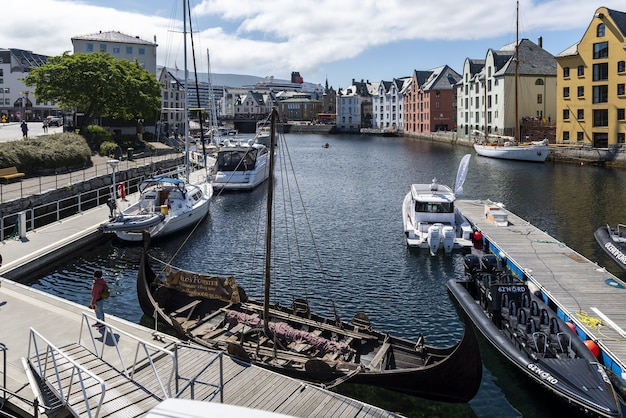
xmin=597 ymin=23 xmax=605 ymax=37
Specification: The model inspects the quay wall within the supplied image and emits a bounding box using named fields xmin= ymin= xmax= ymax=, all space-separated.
xmin=399 ymin=131 xmax=626 ymax=168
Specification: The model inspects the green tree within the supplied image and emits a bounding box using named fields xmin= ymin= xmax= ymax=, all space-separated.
xmin=23 ymin=52 xmax=161 ymax=134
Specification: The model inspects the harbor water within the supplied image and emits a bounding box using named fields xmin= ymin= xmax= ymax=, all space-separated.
xmin=31 ymin=133 xmax=626 ymax=418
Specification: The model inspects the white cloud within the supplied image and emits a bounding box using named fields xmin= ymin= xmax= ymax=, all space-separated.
xmin=2 ymin=0 xmax=624 ymax=82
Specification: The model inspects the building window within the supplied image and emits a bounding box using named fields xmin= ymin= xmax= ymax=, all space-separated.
xmin=618 ymin=133 xmax=625 ymax=144
xmin=577 ymin=109 xmax=584 ymax=120
xmin=619 ymin=61 xmax=626 ymax=73
xmin=593 ymin=85 xmax=608 ymax=103
xmin=593 ymin=109 xmax=609 ymax=127
xmin=577 ymin=131 xmax=584 ymax=141
xmin=593 ymin=63 xmax=609 ymax=80
xmin=113 ymin=45 xmax=120 ymax=54
xmin=99 ymin=44 xmax=107 ymax=52
xmin=535 ymin=79 xmax=544 ymax=85
xmin=563 ymin=67 xmax=570 ymax=78
xmin=563 ymin=131 xmax=570 ymax=141
xmin=563 ymin=87 xmax=570 ymax=98
xmin=618 ymin=108 xmax=625 ymax=120
xmin=86 ymin=43 xmax=94 ymax=52
xmin=563 ymin=109 xmax=570 ymax=120
xmin=593 ymin=42 xmax=609 ymax=59
xmin=577 ymin=65 xmax=585 ymax=76
xmin=597 ymin=23 xmax=605 ymax=37
xmin=618 ymin=84 xmax=625 ymax=96
xmin=138 ymin=47 xmax=145 ymax=55
xmin=578 ymin=86 xmax=584 ymax=97
xmin=126 ymin=46 xmax=132 ymax=54
xmin=537 ymin=94 xmax=542 ymax=104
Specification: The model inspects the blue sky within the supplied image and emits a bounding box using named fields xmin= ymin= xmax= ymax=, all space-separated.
xmin=2 ymin=1 xmax=624 ymax=88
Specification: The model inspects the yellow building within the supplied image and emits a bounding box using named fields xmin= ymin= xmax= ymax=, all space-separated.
xmin=556 ymin=7 xmax=626 ymax=148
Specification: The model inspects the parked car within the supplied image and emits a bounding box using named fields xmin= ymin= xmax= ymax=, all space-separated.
xmin=47 ymin=117 xmax=63 ymax=126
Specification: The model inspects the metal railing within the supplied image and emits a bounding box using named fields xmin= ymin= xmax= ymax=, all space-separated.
xmin=0 ymin=163 xmax=185 ymax=241
xmin=0 ymin=151 xmax=183 ymax=203
xmin=27 ymin=328 xmax=105 ymax=418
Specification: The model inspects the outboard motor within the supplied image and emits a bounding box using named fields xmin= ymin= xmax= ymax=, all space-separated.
xmin=427 ymin=224 xmax=441 ymax=256
xmin=442 ymin=225 xmax=455 ymax=254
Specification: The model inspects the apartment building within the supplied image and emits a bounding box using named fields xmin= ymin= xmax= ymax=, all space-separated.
xmin=457 ymin=39 xmax=556 ymax=141
xmin=404 ymin=65 xmax=461 ymax=133
xmin=372 ymin=78 xmax=410 ymax=132
xmin=556 ymin=7 xmax=626 ymax=148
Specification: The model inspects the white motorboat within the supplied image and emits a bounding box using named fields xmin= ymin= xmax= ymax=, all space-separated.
xmin=211 ymin=139 xmax=270 ymax=191
xmin=99 ymin=175 xmax=212 ymax=242
xmin=473 ymin=138 xmax=550 ymax=162
xmin=255 ymin=119 xmax=272 ymax=146
xmin=402 ymin=154 xmax=474 ymax=255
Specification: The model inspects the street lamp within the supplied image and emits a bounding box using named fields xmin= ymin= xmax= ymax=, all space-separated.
xmin=106 ymin=159 xmax=120 ymax=219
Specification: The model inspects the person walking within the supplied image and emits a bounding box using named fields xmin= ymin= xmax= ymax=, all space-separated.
xmin=42 ymin=119 xmax=49 ymax=133
xmin=89 ymin=270 xmax=107 ymax=328
xmin=20 ymin=121 xmax=28 ymax=139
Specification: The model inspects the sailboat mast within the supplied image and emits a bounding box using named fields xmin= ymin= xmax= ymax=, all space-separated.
xmin=207 ymin=49 xmax=219 ymax=144
xmin=514 ymin=0 xmax=519 ymax=141
xmin=183 ymin=0 xmax=189 ymax=179
xmin=264 ymin=108 xmax=277 ymax=335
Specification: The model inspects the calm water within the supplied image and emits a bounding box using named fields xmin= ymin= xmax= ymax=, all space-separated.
xmin=31 ymin=134 xmax=626 ymax=418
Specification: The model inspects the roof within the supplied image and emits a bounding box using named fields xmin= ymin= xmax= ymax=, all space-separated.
xmin=557 ymin=8 xmax=626 ymax=57
xmin=71 ymin=31 xmax=157 ymax=46
xmin=493 ymin=39 xmax=556 ymax=77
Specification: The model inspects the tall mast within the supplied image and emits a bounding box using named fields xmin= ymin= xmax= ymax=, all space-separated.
xmin=207 ymin=49 xmax=219 ymax=144
xmin=514 ymin=0 xmax=519 ymax=141
xmin=263 ymin=108 xmax=277 ymax=336
xmin=183 ymin=0 xmax=189 ymax=179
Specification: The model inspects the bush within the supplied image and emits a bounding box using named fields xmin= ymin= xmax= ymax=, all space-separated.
xmin=0 ymin=132 xmax=92 ymax=175
xmin=99 ymin=141 xmax=118 ymax=158
xmin=85 ymin=124 xmax=114 ymax=152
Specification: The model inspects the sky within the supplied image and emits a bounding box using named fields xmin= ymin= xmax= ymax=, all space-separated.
xmin=2 ymin=0 xmax=625 ymax=88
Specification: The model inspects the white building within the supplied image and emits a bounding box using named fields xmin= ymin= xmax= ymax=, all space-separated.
xmin=457 ymin=38 xmax=556 ymax=139
xmin=372 ymin=78 xmax=410 ymax=132
xmin=0 ymin=48 xmax=60 ymax=122
xmin=71 ymin=31 xmax=158 ymax=75
xmin=336 ymin=79 xmax=372 ymax=132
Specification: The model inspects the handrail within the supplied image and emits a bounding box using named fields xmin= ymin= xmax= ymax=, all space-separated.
xmin=172 ymin=344 xmax=224 ymax=403
xmin=27 ymin=328 xmax=105 ymax=418
xmin=0 ymin=163 xmax=185 ymax=241
xmin=79 ymin=313 xmax=176 ymax=399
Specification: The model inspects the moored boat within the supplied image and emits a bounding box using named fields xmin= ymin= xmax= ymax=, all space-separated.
xmin=99 ymin=175 xmax=212 ymax=242
xmin=402 ymin=154 xmax=474 ymax=255
xmin=595 ymin=224 xmax=626 ymax=271
xmin=210 ymin=139 xmax=270 ymax=191
xmin=447 ymin=254 xmax=622 ymax=417
xmin=473 ymin=138 xmax=550 ymax=162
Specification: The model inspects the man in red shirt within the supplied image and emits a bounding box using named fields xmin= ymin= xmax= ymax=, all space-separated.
xmin=89 ymin=270 xmax=107 ymax=328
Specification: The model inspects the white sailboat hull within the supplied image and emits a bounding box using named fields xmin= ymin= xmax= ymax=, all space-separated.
xmin=473 ymin=143 xmax=549 ymax=162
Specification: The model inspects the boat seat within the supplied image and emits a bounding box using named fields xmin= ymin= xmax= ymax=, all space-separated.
xmin=501 ymin=300 xmax=518 ymax=324
xmin=521 ymin=293 xmax=530 ymax=308
xmin=538 ymin=309 xmax=551 ymax=333
xmin=530 ymin=331 xmax=548 ymax=354
xmin=550 ymin=332 xmax=572 ymax=354
xmin=529 ymin=300 xmax=540 ymax=317
xmin=516 ymin=309 xmax=528 ymax=334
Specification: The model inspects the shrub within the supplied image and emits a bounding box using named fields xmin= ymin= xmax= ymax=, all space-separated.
xmin=99 ymin=141 xmax=118 ymax=158
xmin=0 ymin=132 xmax=92 ymax=174
xmin=85 ymin=124 xmax=114 ymax=152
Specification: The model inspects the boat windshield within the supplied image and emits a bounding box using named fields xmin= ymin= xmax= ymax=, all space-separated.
xmin=415 ymin=201 xmax=454 ymax=214
xmin=217 ymin=149 xmax=257 ymax=171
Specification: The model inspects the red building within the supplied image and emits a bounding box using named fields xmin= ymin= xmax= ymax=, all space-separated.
xmin=403 ymin=65 xmax=461 ymax=133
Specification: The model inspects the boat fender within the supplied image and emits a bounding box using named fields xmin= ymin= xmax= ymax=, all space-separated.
xmin=117 ymin=183 xmax=126 ymax=200
xmin=584 ymin=340 xmax=600 ymax=358
xmin=565 ymin=322 xmax=577 ymax=334
xmin=472 ymin=231 xmax=483 ymax=242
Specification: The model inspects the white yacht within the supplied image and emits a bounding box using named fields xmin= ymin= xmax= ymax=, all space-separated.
xmin=402 ymin=155 xmax=474 ymax=255
xmin=211 ymin=139 xmax=270 ymax=191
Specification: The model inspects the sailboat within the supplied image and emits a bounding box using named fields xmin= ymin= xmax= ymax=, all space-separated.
xmin=98 ymin=0 xmax=212 ymax=242
xmin=136 ymin=108 xmax=483 ymax=402
xmin=473 ymin=0 xmax=550 ymax=163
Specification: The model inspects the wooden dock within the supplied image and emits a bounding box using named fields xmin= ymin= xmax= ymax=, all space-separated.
xmin=457 ymin=199 xmax=626 ymax=381
xmin=0 ymin=279 xmax=402 ymax=417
